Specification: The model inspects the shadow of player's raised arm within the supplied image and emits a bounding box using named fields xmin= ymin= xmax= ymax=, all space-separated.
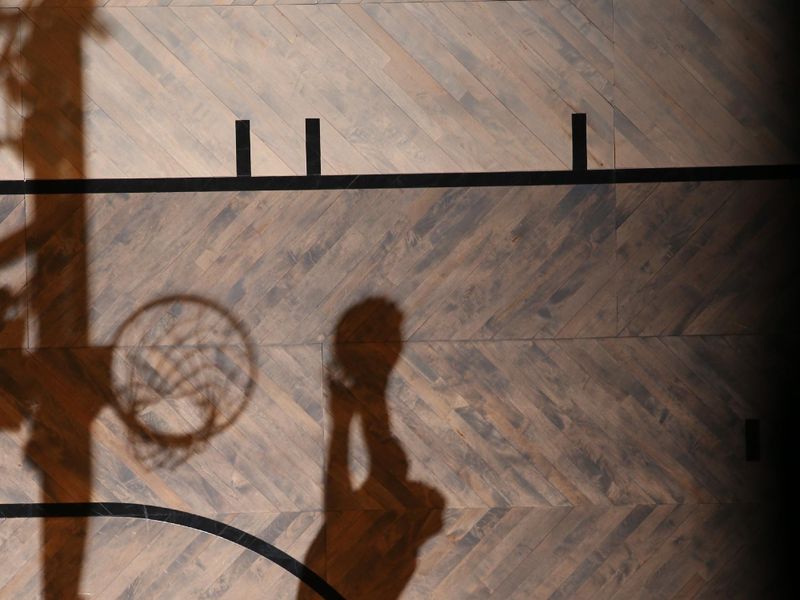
xmin=299 ymin=298 xmax=445 ymax=600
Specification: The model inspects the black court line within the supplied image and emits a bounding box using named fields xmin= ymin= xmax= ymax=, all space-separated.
xmin=305 ymin=118 xmax=321 ymax=176
xmin=1 ymin=164 xmax=798 ymax=196
xmin=235 ymin=120 xmax=251 ymax=178
xmin=572 ymin=114 xmax=587 ymax=171
xmin=0 ymin=502 xmax=345 ymax=600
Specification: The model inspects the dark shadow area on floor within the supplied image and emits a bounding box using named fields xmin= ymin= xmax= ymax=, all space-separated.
xmin=1 ymin=4 xmax=99 ymax=597
xmin=748 ymin=2 xmax=800 ymax=571
xmin=759 ymin=182 xmax=800 ymax=597
xmin=298 ymin=298 xmax=445 ymax=600
xmin=1 ymin=13 xmax=257 ymax=594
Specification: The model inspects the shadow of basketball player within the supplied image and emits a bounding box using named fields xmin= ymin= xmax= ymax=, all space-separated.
xmin=299 ymin=298 xmax=445 ymax=600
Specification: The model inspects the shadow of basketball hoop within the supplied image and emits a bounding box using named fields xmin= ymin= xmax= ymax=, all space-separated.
xmin=1 ymin=3 xmax=263 ymax=596
xmin=0 ymin=289 xmax=258 ymax=598
xmin=109 ymin=294 xmax=258 ymax=469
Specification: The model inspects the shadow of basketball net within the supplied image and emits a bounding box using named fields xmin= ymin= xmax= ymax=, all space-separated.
xmin=0 ymin=289 xmax=257 ymax=599
xmin=2 ymin=288 xmax=258 ymax=468
xmin=109 ymin=295 xmax=257 ymax=469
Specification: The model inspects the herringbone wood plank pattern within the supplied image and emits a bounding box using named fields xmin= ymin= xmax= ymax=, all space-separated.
xmin=1 ymin=503 xmax=770 ymax=599
xmin=1 ymin=181 xmax=794 ymax=597
xmin=2 ymin=1 xmax=796 ymax=179
xmin=12 ymin=180 xmax=794 ymax=351
xmin=0 ymin=0 xmax=797 ymax=594
xmin=614 ymin=0 xmax=799 ymax=167
xmin=20 ymin=185 xmax=616 ymax=346
xmin=0 ymin=336 xmax=780 ymax=598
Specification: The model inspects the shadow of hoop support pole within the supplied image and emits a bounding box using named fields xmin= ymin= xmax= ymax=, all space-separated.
xmin=572 ymin=113 xmax=587 ymax=172
xmin=306 ymin=118 xmax=321 ymax=176
xmin=235 ymin=120 xmax=251 ymax=177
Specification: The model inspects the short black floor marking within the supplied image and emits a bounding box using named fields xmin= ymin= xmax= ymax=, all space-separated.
xmin=1 ymin=164 xmax=797 ymax=196
xmin=235 ymin=120 xmax=251 ymax=177
xmin=305 ymin=118 xmax=321 ymax=176
xmin=745 ymin=419 xmax=761 ymax=461
xmin=0 ymin=502 xmax=345 ymax=600
xmin=572 ymin=113 xmax=587 ymax=171
xmin=4 ymin=113 xmax=797 ymax=194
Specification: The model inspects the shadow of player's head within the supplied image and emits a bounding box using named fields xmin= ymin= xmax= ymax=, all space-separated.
xmin=333 ymin=297 xmax=403 ymax=388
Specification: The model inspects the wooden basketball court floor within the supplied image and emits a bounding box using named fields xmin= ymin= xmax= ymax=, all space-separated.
xmin=1 ymin=179 xmax=797 ymax=598
xmin=0 ymin=0 xmax=798 ymax=598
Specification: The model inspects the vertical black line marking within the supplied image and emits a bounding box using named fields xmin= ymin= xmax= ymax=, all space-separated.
xmin=746 ymin=418 xmax=760 ymax=461
xmin=306 ymin=118 xmax=321 ymax=176
xmin=235 ymin=120 xmax=251 ymax=178
xmin=572 ymin=113 xmax=587 ymax=172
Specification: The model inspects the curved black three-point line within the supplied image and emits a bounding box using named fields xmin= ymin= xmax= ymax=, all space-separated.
xmin=0 ymin=502 xmax=344 ymax=600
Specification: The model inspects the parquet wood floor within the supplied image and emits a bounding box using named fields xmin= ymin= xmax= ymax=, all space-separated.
xmin=4 ymin=180 xmax=793 ymax=352
xmin=1 ymin=0 xmax=798 ymax=597
xmin=1 ymin=1 xmax=796 ymax=179
xmin=1 ymin=181 xmax=796 ymax=597
xmin=0 ymin=503 xmax=773 ymax=598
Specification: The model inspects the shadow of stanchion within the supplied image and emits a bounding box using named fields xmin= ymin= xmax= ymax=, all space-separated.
xmin=3 ymin=12 xmax=260 ymax=587
xmin=299 ymin=298 xmax=445 ymax=600
xmin=0 ymin=9 xmax=260 ymax=580
xmin=1 ymin=3 xmax=101 ymax=596
xmin=1 ymin=5 xmax=281 ymax=595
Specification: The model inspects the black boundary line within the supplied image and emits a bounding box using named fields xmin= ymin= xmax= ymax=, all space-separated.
xmin=1 ymin=164 xmax=798 ymax=196
xmin=235 ymin=120 xmax=251 ymax=178
xmin=0 ymin=502 xmax=345 ymax=600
